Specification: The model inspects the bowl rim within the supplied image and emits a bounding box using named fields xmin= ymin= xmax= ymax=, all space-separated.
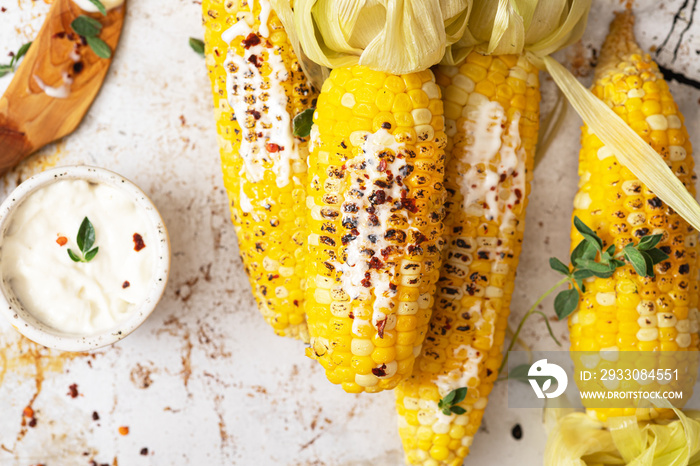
xmin=0 ymin=165 xmax=171 ymax=352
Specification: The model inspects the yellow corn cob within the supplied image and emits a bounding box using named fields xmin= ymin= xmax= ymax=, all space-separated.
xmin=395 ymin=52 xmax=540 ymax=465
xmin=202 ymin=0 xmax=317 ymax=340
xmin=569 ymin=11 xmax=700 ymax=421
xmin=304 ymin=66 xmax=447 ymax=393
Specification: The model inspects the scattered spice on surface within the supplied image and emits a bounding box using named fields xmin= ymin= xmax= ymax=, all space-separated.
xmin=68 ymin=383 xmax=79 ymax=398
xmin=512 ymin=423 xmax=523 ymax=440
xmin=56 ymin=236 xmax=67 ymax=246
xmin=118 ymin=426 xmax=130 ymax=435
xmin=122 ymin=281 xmax=130 ymax=289
xmin=92 ymin=411 xmax=100 ymax=421
xmin=140 ymin=448 xmax=149 ymax=456
xmin=133 ymin=233 xmax=145 ymax=251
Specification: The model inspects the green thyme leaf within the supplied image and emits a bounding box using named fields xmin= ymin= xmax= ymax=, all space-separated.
xmin=71 ymin=15 xmax=103 ymax=37
xmin=624 ymin=245 xmax=647 ymax=276
xmin=293 ymin=108 xmax=315 ymax=138
xmin=450 ymin=406 xmax=466 ymax=415
xmin=189 ymin=37 xmax=205 ymax=57
xmin=0 ymin=64 xmax=11 ymax=78
xmin=570 ymin=239 xmax=596 ymax=266
xmin=452 ymin=387 xmax=467 ymax=404
xmin=86 ymin=36 xmax=111 ymax=58
xmin=12 ymin=41 xmax=32 ymax=69
xmin=87 ymin=0 xmax=107 ymax=15
xmin=637 ymin=234 xmax=663 ymax=251
xmin=84 ymin=247 xmax=99 ymax=262
xmin=573 ymin=216 xmax=602 ymax=252
xmin=646 ymin=248 xmax=669 ymax=265
xmin=442 ymin=408 xmax=451 ymax=416
xmin=549 ymin=257 xmax=569 ymax=276
xmin=77 ymin=217 xmax=95 ymax=252
xmin=554 ymin=288 xmax=579 ymax=320
xmin=67 ymin=249 xmax=83 ymax=263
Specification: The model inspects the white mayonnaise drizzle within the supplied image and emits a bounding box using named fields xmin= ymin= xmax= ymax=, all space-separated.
xmin=457 ymin=101 xmax=526 ymax=229
xmin=33 ymin=74 xmax=71 ymax=99
xmin=222 ymin=11 xmax=298 ymax=213
xmin=335 ymin=129 xmax=418 ymax=336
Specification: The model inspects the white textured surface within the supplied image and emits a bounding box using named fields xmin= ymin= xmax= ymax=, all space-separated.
xmin=0 ymin=0 xmax=699 ymax=464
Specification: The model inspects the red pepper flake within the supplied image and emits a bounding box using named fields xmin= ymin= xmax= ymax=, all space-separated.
xmin=372 ymin=364 xmax=387 ymax=377
xmin=23 ymin=406 xmax=34 ymax=418
xmin=28 ymin=418 xmax=37 ymax=428
xmin=56 ymin=236 xmax=68 ymax=246
xmin=361 ymin=272 xmax=372 ymax=288
xmin=250 ymin=109 xmax=261 ymax=120
xmin=122 ymin=281 xmax=130 ymax=289
xmin=265 ymin=143 xmax=280 ymax=153
xmin=1 ymin=7 xmax=6 ymax=12
xmin=293 ymin=300 xmax=299 ymax=306
xmin=368 ymin=257 xmax=383 ymax=270
xmin=348 ymin=311 xmax=354 ymax=319
xmin=377 ymin=160 xmax=387 ymax=172
xmin=67 ymin=384 xmax=79 ymax=398
xmin=92 ymin=411 xmax=100 ymax=421
xmin=140 ymin=448 xmax=149 ymax=456
xmin=247 ymin=54 xmax=261 ymax=67
xmin=53 ymin=31 xmax=65 ymax=39
xmin=118 ymin=426 xmax=130 ymax=436
xmin=376 ymin=318 xmax=387 ymax=338
xmin=133 ymin=233 xmax=146 ymax=251
xmin=242 ymin=32 xmax=261 ymax=49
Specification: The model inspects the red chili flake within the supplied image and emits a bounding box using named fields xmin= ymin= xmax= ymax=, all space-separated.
xmin=361 ymin=272 xmax=372 ymax=288
xmin=23 ymin=406 xmax=34 ymax=418
xmin=140 ymin=448 xmax=149 ymax=456
xmin=368 ymin=257 xmax=383 ymax=269
xmin=376 ymin=318 xmax=387 ymax=338
xmin=52 ymin=31 xmax=65 ymax=38
xmin=118 ymin=426 xmax=130 ymax=436
xmin=133 ymin=233 xmax=146 ymax=251
xmin=242 ymin=32 xmax=261 ymax=49
xmin=293 ymin=300 xmax=299 ymax=306
xmin=56 ymin=236 xmax=68 ymax=246
xmin=28 ymin=418 xmax=37 ymax=428
xmin=73 ymin=61 xmax=84 ymax=74
xmin=265 ymin=143 xmax=280 ymax=152
xmin=122 ymin=281 xmax=130 ymax=289
xmin=348 ymin=311 xmax=354 ymax=319
xmin=401 ymin=197 xmax=418 ymax=213
xmin=92 ymin=411 xmax=100 ymax=421
xmin=372 ymin=364 xmax=387 ymax=377
xmin=247 ymin=54 xmax=260 ymax=67
xmin=67 ymin=384 xmax=79 ymax=398
xmin=377 ymin=160 xmax=387 ymax=172
xmin=389 ymin=283 xmax=397 ymax=291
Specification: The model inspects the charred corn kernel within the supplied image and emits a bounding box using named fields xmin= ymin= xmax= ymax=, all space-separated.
xmin=396 ymin=52 xmax=539 ymax=466
xmin=569 ymin=11 xmax=700 ymax=422
xmin=305 ymin=65 xmax=446 ymax=393
xmin=203 ymin=0 xmax=316 ymax=340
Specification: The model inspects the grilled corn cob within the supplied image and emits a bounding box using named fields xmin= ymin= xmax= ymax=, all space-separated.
xmin=305 ymin=66 xmax=447 ymax=393
xmin=395 ymin=52 xmax=540 ymax=465
xmin=569 ymin=11 xmax=700 ymax=421
xmin=202 ymin=0 xmax=317 ymax=339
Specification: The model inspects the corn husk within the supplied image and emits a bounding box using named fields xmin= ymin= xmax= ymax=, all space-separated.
xmin=272 ymin=0 xmax=471 ymax=75
xmin=544 ymin=404 xmax=700 ymax=466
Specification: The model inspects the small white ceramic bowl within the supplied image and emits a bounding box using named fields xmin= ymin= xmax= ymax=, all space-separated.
xmin=0 ymin=165 xmax=170 ymax=352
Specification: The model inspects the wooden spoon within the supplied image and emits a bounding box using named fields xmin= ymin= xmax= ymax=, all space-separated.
xmin=0 ymin=0 xmax=125 ymax=174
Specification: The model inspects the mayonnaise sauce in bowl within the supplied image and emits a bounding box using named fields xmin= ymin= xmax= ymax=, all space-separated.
xmin=0 ymin=166 xmax=170 ymax=351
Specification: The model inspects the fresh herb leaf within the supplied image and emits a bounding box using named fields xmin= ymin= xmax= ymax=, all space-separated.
xmin=70 ymin=217 xmax=99 ymax=263
xmin=67 ymin=249 xmax=82 ymax=263
xmin=87 ymin=0 xmax=107 ymax=15
xmin=77 ymin=217 xmax=95 ymax=252
xmin=12 ymin=41 xmax=32 ymax=68
xmin=86 ymin=36 xmax=111 ymax=58
xmin=570 ymin=239 xmax=596 ymax=266
xmin=573 ymin=216 xmax=602 ymax=251
xmin=71 ymin=15 xmax=103 ymax=37
xmin=572 ymin=268 xmax=594 ymax=281
xmin=554 ymin=288 xmax=579 ymax=320
xmin=549 ymin=257 xmax=570 ymax=276
xmin=84 ymin=247 xmax=99 ymax=263
xmin=450 ymin=406 xmax=466 ymax=415
xmin=637 ymin=234 xmax=663 ymax=251
xmin=623 ymin=245 xmax=647 ymax=276
xmin=438 ymin=388 xmax=467 ymax=416
xmin=574 ymin=259 xmax=614 ymax=278
xmin=189 ymin=37 xmax=205 ymax=57
xmin=0 ymin=64 xmax=11 ymax=78
xmin=645 ymin=248 xmax=669 ymax=264
xmin=293 ymin=107 xmax=315 ymax=138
